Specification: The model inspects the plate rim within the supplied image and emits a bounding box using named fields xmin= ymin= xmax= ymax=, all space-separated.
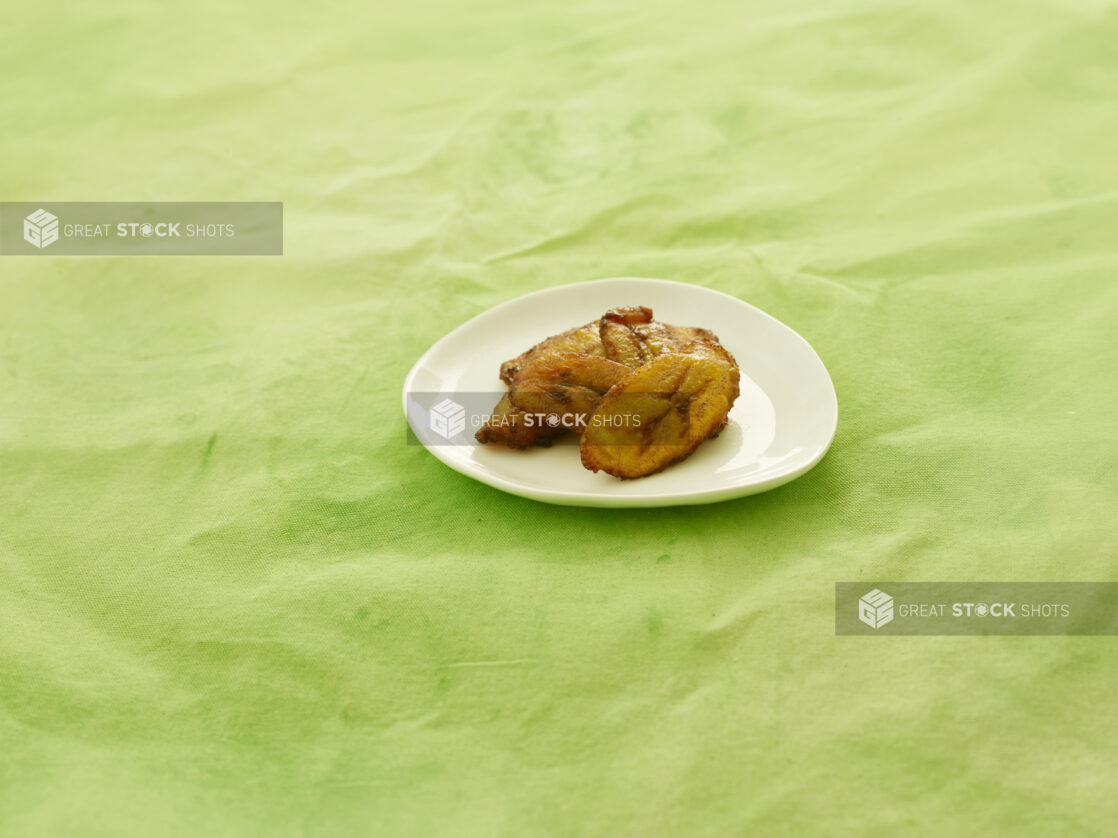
xmin=402 ymin=277 xmax=838 ymax=507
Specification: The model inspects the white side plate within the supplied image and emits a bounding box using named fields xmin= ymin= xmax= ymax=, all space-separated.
xmin=403 ymin=278 xmax=837 ymax=507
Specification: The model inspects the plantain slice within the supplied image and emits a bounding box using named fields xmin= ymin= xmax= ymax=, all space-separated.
xmin=602 ymin=306 xmax=654 ymax=327
xmin=599 ymin=306 xmax=728 ymax=369
xmin=501 ymin=307 xmax=725 ymax=382
xmin=633 ymin=322 xmax=722 ymax=358
xmin=508 ymin=353 xmax=630 ymax=427
xmin=580 ymin=343 xmax=740 ymax=478
xmin=499 ymin=322 xmax=605 ymax=385
xmin=600 ymin=307 xmax=652 ymax=368
xmin=475 ymin=393 xmax=566 ymax=449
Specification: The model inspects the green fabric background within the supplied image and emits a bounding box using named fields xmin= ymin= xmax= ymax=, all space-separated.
xmin=3 ymin=1 xmax=1117 ymax=835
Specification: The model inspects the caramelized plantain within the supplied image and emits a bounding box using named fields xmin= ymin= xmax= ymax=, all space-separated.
xmin=599 ymin=306 xmax=728 ymax=369
xmin=580 ymin=343 xmax=740 ymax=478
xmin=499 ymin=322 xmax=605 ymax=385
xmin=602 ymin=306 xmax=654 ymax=326
xmin=482 ymin=307 xmax=740 ymax=471
xmin=475 ymin=393 xmax=566 ymax=449
xmin=600 ymin=307 xmax=652 ymax=368
xmin=508 ymin=353 xmax=630 ymax=426
xmin=633 ymin=322 xmax=722 ymax=358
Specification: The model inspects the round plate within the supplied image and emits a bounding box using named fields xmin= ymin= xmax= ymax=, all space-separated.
xmin=403 ymin=278 xmax=837 ymax=507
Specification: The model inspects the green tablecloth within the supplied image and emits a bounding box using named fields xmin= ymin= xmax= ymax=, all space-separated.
xmin=3 ymin=2 xmax=1117 ymax=835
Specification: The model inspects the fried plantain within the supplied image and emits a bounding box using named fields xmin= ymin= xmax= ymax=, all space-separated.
xmin=602 ymin=305 xmax=654 ymax=326
xmin=499 ymin=322 xmax=605 ymax=385
xmin=599 ymin=306 xmax=728 ymax=369
xmin=475 ymin=393 xmax=566 ymax=449
xmin=634 ymin=322 xmax=723 ymax=358
xmin=580 ymin=343 xmax=740 ymax=478
xmin=483 ymin=307 xmax=740 ymax=469
xmin=508 ymin=353 xmax=630 ymax=426
xmin=600 ymin=307 xmax=652 ymax=368
xmin=501 ymin=308 xmax=725 ymax=382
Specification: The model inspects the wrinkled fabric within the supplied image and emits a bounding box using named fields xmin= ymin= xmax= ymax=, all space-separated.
xmin=2 ymin=1 xmax=1118 ymax=835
